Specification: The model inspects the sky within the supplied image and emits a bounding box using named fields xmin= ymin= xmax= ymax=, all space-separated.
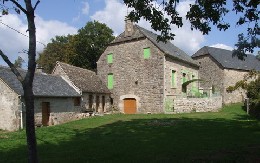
xmin=0 ymin=0 xmax=258 ymax=67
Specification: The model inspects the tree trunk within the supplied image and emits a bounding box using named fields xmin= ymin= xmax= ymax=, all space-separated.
xmin=23 ymin=85 xmax=38 ymax=163
xmin=24 ymin=0 xmax=38 ymax=162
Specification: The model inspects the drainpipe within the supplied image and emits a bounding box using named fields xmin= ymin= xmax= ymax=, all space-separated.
xmin=18 ymin=95 xmax=23 ymax=129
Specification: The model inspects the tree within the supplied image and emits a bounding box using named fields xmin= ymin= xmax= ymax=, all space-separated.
xmin=37 ymin=21 xmax=115 ymax=73
xmin=124 ymin=0 xmax=259 ymax=59
xmin=14 ymin=56 xmax=25 ymax=68
xmin=37 ymin=35 xmax=77 ymax=73
xmin=0 ymin=0 xmax=39 ymax=162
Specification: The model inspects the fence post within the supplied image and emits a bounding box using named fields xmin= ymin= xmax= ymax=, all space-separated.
xmin=245 ymin=98 xmax=250 ymax=114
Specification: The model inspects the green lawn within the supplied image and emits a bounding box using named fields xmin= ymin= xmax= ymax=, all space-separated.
xmin=1 ymin=103 xmax=260 ymax=162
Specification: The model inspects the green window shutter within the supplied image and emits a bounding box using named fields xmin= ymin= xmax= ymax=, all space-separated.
xmin=171 ymin=70 xmax=176 ymax=87
xmin=108 ymin=74 xmax=114 ymax=89
xmin=143 ymin=48 xmax=151 ymax=59
xmin=107 ymin=53 xmax=113 ymax=63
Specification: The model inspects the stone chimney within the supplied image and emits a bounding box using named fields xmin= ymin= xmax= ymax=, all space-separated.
xmin=124 ymin=17 xmax=134 ymax=37
xmin=36 ymin=66 xmax=44 ymax=73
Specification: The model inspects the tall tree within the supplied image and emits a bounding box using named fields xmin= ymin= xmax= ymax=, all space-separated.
xmin=37 ymin=21 xmax=115 ymax=73
xmin=124 ymin=0 xmax=259 ymax=59
xmin=0 ymin=0 xmax=39 ymax=162
xmin=37 ymin=35 xmax=77 ymax=73
xmin=14 ymin=56 xmax=25 ymax=68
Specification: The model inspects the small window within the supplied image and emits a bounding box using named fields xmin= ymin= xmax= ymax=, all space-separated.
xmin=182 ymin=73 xmax=187 ymax=84
xmin=108 ymin=73 xmax=114 ymax=89
xmin=74 ymin=97 xmax=81 ymax=106
xmin=107 ymin=53 xmax=113 ymax=64
xmin=171 ymin=70 xmax=176 ymax=87
xmin=143 ymin=48 xmax=151 ymax=59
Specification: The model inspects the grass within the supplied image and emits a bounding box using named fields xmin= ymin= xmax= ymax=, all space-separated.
xmin=0 ymin=103 xmax=260 ymax=162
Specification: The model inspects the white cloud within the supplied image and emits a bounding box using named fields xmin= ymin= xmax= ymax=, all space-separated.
xmin=0 ymin=14 xmax=77 ymax=66
xmin=210 ymin=44 xmax=234 ymax=51
xmin=82 ymin=1 xmax=90 ymax=15
xmin=91 ymin=0 xmax=204 ymax=55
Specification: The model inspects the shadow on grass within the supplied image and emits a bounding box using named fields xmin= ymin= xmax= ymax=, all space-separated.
xmin=1 ymin=114 xmax=260 ymax=162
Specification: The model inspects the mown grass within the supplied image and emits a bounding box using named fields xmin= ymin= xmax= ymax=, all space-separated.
xmin=1 ymin=103 xmax=260 ymax=162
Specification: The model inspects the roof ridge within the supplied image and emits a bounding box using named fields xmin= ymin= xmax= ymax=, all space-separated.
xmin=57 ymin=61 xmax=96 ymax=74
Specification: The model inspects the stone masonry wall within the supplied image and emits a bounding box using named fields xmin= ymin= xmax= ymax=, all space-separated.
xmin=223 ymin=69 xmax=247 ymax=104
xmin=34 ymin=97 xmax=81 ymax=126
xmin=97 ymin=38 xmax=165 ymax=113
xmin=165 ymin=56 xmax=199 ymax=98
xmin=192 ymin=55 xmax=225 ymax=94
xmin=173 ymin=96 xmax=222 ymax=113
xmin=0 ymin=80 xmax=20 ymax=131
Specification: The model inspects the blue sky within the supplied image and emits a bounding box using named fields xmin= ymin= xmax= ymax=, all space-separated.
xmin=0 ymin=0 xmax=258 ymax=67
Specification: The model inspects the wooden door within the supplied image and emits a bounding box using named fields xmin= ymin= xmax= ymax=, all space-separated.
xmin=124 ymin=98 xmax=137 ymax=114
xmin=42 ymin=102 xmax=50 ymax=126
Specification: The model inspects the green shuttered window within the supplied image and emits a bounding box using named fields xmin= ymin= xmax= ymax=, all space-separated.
xmin=107 ymin=53 xmax=113 ymax=64
xmin=143 ymin=48 xmax=150 ymax=59
xmin=108 ymin=74 xmax=114 ymax=89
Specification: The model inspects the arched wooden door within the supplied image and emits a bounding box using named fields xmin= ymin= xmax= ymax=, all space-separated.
xmin=124 ymin=98 xmax=137 ymax=114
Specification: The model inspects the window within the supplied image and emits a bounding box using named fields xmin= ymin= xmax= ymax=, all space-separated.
xmin=108 ymin=73 xmax=114 ymax=89
xmin=182 ymin=73 xmax=187 ymax=84
xmin=74 ymin=97 xmax=81 ymax=106
xmin=143 ymin=47 xmax=151 ymax=59
xmin=171 ymin=70 xmax=176 ymax=87
xmin=107 ymin=53 xmax=113 ymax=64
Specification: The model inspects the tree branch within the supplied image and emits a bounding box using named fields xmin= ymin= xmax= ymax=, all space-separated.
xmin=0 ymin=49 xmax=24 ymax=83
xmin=33 ymin=0 xmax=40 ymax=11
xmin=9 ymin=0 xmax=28 ymax=15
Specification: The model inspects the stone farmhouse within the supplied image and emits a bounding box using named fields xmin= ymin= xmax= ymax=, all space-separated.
xmin=52 ymin=61 xmax=111 ymax=113
xmin=192 ymin=46 xmax=260 ymax=104
xmin=97 ymin=20 xmax=209 ymax=114
xmin=0 ymin=66 xmax=81 ymax=131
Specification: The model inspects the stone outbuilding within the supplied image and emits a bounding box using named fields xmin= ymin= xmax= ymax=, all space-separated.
xmin=52 ymin=61 xmax=111 ymax=113
xmin=97 ymin=20 xmax=200 ymax=114
xmin=192 ymin=46 xmax=260 ymax=104
xmin=0 ymin=66 xmax=81 ymax=131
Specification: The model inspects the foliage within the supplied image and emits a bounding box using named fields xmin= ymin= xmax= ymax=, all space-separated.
xmin=1 ymin=104 xmax=260 ymax=162
xmin=37 ymin=21 xmax=115 ymax=73
xmin=227 ymin=70 xmax=260 ymax=117
xmin=13 ymin=56 xmax=24 ymax=68
xmin=124 ymin=0 xmax=259 ymax=58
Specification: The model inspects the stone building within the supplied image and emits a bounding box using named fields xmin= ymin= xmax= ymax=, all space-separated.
xmin=52 ymin=61 xmax=111 ymax=113
xmin=0 ymin=66 xmax=81 ymax=131
xmin=192 ymin=46 xmax=260 ymax=104
xmin=97 ymin=20 xmax=200 ymax=114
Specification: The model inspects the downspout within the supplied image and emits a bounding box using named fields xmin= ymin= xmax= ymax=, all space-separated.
xmin=18 ymin=95 xmax=23 ymax=130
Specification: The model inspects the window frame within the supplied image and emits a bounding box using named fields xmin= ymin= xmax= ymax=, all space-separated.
xmin=107 ymin=73 xmax=114 ymax=89
xmin=107 ymin=53 xmax=113 ymax=64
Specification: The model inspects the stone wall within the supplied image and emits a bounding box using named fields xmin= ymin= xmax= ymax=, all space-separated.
xmin=97 ymin=38 xmax=165 ymax=113
xmin=223 ymin=69 xmax=247 ymax=104
xmin=34 ymin=97 xmax=81 ymax=126
xmin=171 ymin=96 xmax=222 ymax=113
xmin=164 ymin=56 xmax=199 ymax=97
xmin=192 ymin=55 xmax=225 ymax=94
xmin=81 ymin=92 xmax=111 ymax=113
xmin=0 ymin=80 xmax=20 ymax=131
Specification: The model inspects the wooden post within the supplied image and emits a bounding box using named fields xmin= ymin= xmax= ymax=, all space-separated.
xmin=245 ymin=98 xmax=250 ymax=114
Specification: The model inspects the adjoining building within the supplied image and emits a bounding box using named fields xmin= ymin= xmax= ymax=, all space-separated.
xmin=192 ymin=46 xmax=260 ymax=104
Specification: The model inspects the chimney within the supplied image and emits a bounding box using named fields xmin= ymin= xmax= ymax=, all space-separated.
xmin=124 ymin=17 xmax=134 ymax=37
xmin=36 ymin=66 xmax=44 ymax=73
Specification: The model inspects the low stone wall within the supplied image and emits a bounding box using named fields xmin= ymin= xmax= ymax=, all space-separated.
xmin=173 ymin=96 xmax=222 ymax=113
xmin=35 ymin=112 xmax=91 ymax=127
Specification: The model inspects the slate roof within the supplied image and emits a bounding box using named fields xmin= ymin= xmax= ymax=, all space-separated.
xmin=0 ymin=66 xmax=80 ymax=97
xmin=111 ymin=24 xmax=198 ymax=67
xmin=55 ymin=62 xmax=110 ymax=94
xmin=192 ymin=46 xmax=260 ymax=71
